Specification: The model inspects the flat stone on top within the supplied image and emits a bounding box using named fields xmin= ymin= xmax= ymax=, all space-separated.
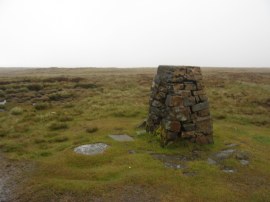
xmin=74 ymin=143 xmax=109 ymax=155
xmin=109 ymin=134 xmax=134 ymax=142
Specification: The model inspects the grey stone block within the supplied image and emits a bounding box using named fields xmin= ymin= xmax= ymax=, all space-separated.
xmin=191 ymin=102 xmax=209 ymax=112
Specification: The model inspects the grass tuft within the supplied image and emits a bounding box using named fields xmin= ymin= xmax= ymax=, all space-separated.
xmin=48 ymin=122 xmax=68 ymax=130
xmin=49 ymin=91 xmax=73 ymax=101
xmin=10 ymin=107 xmax=23 ymax=115
xmin=86 ymin=126 xmax=98 ymax=133
xmin=34 ymin=102 xmax=50 ymax=110
xmin=27 ymin=83 xmax=43 ymax=91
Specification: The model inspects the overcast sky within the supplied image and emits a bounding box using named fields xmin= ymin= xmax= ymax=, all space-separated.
xmin=0 ymin=0 xmax=269 ymax=67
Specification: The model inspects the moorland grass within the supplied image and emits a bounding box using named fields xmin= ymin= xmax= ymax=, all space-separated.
xmin=0 ymin=67 xmax=269 ymax=201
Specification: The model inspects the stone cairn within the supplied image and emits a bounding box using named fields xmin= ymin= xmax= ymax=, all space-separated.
xmin=146 ymin=65 xmax=213 ymax=146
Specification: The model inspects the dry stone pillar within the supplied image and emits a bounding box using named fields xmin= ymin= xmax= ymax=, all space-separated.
xmin=146 ymin=65 xmax=213 ymax=146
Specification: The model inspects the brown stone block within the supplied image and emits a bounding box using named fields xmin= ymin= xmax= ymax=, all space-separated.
xmin=183 ymin=96 xmax=196 ymax=107
xmin=177 ymin=90 xmax=192 ymax=97
xmin=155 ymin=92 xmax=166 ymax=100
xmin=199 ymin=95 xmax=208 ymax=102
xmin=196 ymin=82 xmax=204 ymax=90
xmin=195 ymin=134 xmax=209 ymax=145
xmin=173 ymin=83 xmax=184 ymax=91
xmin=166 ymin=131 xmax=179 ymax=140
xmin=170 ymin=77 xmax=184 ymax=83
xmin=163 ymin=120 xmax=181 ymax=132
xmin=173 ymin=68 xmax=187 ymax=77
xmin=196 ymin=116 xmax=212 ymax=135
xmin=184 ymin=74 xmax=195 ymax=80
xmin=168 ymin=84 xmax=185 ymax=94
xmin=192 ymin=90 xmax=205 ymax=96
xmin=184 ymin=82 xmax=197 ymax=90
xmin=168 ymin=106 xmax=191 ymax=122
xmin=195 ymin=133 xmax=213 ymax=144
xmin=197 ymin=108 xmax=210 ymax=117
xmin=196 ymin=116 xmax=211 ymax=122
xmin=191 ymin=113 xmax=198 ymax=121
xmin=177 ymin=107 xmax=191 ymax=121
xmin=165 ymin=95 xmax=184 ymax=107
xmin=181 ymin=131 xmax=195 ymax=138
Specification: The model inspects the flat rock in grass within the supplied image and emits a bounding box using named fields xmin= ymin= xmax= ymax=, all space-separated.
xmin=235 ymin=151 xmax=249 ymax=160
xmin=225 ymin=143 xmax=239 ymax=148
xmin=207 ymin=158 xmax=217 ymax=165
xmin=213 ymin=149 xmax=235 ymax=160
xmin=222 ymin=167 xmax=236 ymax=173
xmin=74 ymin=143 xmax=109 ymax=155
xmin=240 ymin=160 xmax=249 ymax=166
xmin=109 ymin=134 xmax=134 ymax=142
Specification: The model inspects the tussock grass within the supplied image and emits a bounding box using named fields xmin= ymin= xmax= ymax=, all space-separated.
xmin=27 ymin=83 xmax=43 ymax=91
xmin=49 ymin=91 xmax=73 ymax=101
xmin=10 ymin=107 xmax=23 ymax=115
xmin=48 ymin=122 xmax=68 ymax=130
xmin=48 ymin=136 xmax=69 ymax=143
xmin=86 ymin=126 xmax=98 ymax=133
xmin=58 ymin=115 xmax=73 ymax=122
xmin=0 ymin=128 xmax=9 ymax=137
xmin=0 ymin=89 xmax=6 ymax=97
xmin=34 ymin=102 xmax=50 ymax=110
xmin=74 ymin=83 xmax=97 ymax=89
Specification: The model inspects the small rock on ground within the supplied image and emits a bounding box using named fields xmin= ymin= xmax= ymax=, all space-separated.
xmin=225 ymin=143 xmax=239 ymax=148
xmin=235 ymin=151 xmax=249 ymax=160
xmin=109 ymin=134 xmax=134 ymax=142
xmin=74 ymin=143 xmax=109 ymax=155
xmin=213 ymin=149 xmax=235 ymax=160
xmin=207 ymin=158 xmax=217 ymax=165
xmin=222 ymin=168 xmax=236 ymax=173
xmin=240 ymin=160 xmax=249 ymax=166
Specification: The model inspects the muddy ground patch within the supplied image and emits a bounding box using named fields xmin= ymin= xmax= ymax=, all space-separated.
xmin=0 ymin=155 xmax=34 ymax=202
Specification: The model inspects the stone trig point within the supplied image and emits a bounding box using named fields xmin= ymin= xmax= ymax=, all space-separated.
xmin=146 ymin=65 xmax=213 ymax=145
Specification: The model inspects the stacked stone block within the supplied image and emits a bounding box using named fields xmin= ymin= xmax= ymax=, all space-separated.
xmin=146 ymin=65 xmax=213 ymax=145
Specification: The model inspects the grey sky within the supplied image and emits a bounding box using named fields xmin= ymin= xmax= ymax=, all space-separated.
xmin=0 ymin=0 xmax=269 ymax=67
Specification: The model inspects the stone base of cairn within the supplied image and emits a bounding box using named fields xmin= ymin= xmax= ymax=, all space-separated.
xmin=146 ymin=65 xmax=213 ymax=146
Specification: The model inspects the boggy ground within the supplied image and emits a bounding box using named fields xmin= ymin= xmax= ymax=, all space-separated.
xmin=0 ymin=67 xmax=269 ymax=202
